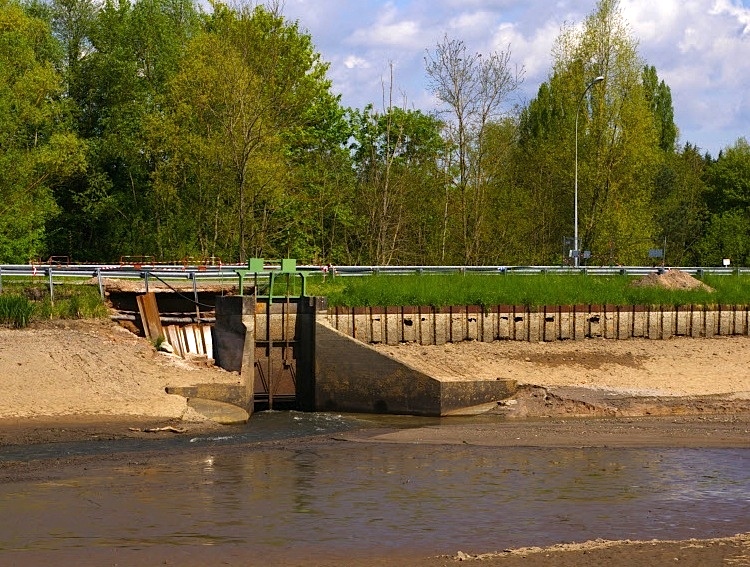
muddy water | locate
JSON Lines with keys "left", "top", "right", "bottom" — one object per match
{"left": 0, "top": 414, "right": 748, "bottom": 566}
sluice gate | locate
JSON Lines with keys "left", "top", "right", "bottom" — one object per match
{"left": 113, "top": 257, "right": 750, "bottom": 418}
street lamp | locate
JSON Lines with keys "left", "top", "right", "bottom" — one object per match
{"left": 574, "top": 75, "right": 604, "bottom": 268}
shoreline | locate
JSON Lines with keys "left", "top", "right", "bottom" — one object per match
{"left": 2, "top": 403, "right": 750, "bottom": 449}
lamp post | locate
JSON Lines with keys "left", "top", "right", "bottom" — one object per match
{"left": 574, "top": 75, "right": 604, "bottom": 268}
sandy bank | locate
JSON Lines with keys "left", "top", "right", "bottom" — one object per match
{"left": 0, "top": 319, "right": 240, "bottom": 421}
{"left": 373, "top": 336, "right": 750, "bottom": 397}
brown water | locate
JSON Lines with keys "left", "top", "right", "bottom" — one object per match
{"left": 0, "top": 414, "right": 748, "bottom": 566}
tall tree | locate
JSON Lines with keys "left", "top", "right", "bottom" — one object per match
{"left": 47, "top": 0, "right": 201, "bottom": 260}
{"left": 425, "top": 36, "right": 524, "bottom": 264}
{"left": 50, "top": 0, "right": 97, "bottom": 94}
{"left": 642, "top": 65, "right": 678, "bottom": 153}
{"left": 697, "top": 138, "right": 750, "bottom": 265}
{"left": 0, "top": 0, "right": 85, "bottom": 261}
{"left": 652, "top": 143, "right": 709, "bottom": 265}
{"left": 150, "top": 3, "right": 346, "bottom": 262}
{"left": 517, "top": 0, "right": 662, "bottom": 265}
{"left": 349, "top": 97, "right": 446, "bottom": 265}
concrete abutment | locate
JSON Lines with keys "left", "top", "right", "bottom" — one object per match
{"left": 174, "top": 300, "right": 750, "bottom": 417}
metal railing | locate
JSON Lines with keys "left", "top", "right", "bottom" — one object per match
{"left": 1, "top": 262, "right": 746, "bottom": 302}
{"left": 1, "top": 263, "right": 748, "bottom": 281}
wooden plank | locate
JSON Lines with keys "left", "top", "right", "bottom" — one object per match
{"left": 136, "top": 292, "right": 163, "bottom": 341}
{"left": 165, "top": 326, "right": 183, "bottom": 358}
{"left": 203, "top": 326, "right": 213, "bottom": 360}
{"left": 191, "top": 325, "right": 205, "bottom": 356}
{"left": 185, "top": 326, "right": 197, "bottom": 354}
{"left": 177, "top": 327, "right": 188, "bottom": 357}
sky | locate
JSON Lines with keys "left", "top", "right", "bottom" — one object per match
{"left": 276, "top": 0, "right": 750, "bottom": 156}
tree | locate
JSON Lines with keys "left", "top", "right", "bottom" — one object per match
{"left": 348, "top": 94, "right": 446, "bottom": 265}
{"left": 652, "top": 143, "right": 709, "bottom": 265}
{"left": 425, "top": 35, "right": 524, "bottom": 264}
{"left": 45, "top": 0, "right": 203, "bottom": 261}
{"left": 642, "top": 65, "right": 677, "bottom": 153}
{"left": 50, "top": 0, "right": 97, "bottom": 94}
{"left": 696, "top": 138, "right": 750, "bottom": 265}
{"left": 517, "top": 0, "right": 662, "bottom": 265}
{"left": 149, "top": 3, "right": 347, "bottom": 263}
{"left": 0, "top": 0, "right": 86, "bottom": 261}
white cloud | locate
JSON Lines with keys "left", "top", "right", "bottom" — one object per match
{"left": 346, "top": 3, "right": 425, "bottom": 49}
{"left": 620, "top": 0, "right": 750, "bottom": 150}
{"left": 279, "top": 0, "right": 750, "bottom": 154}
{"left": 343, "top": 55, "right": 370, "bottom": 69}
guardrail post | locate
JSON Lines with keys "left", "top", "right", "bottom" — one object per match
{"left": 48, "top": 268, "right": 54, "bottom": 303}
{"left": 97, "top": 268, "right": 104, "bottom": 300}
{"left": 0, "top": 266, "right": 3, "bottom": 293}
{"left": 143, "top": 271, "right": 149, "bottom": 293}
{"left": 191, "top": 271, "right": 200, "bottom": 319}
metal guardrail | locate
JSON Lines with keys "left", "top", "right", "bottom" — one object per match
{"left": 0, "top": 263, "right": 748, "bottom": 280}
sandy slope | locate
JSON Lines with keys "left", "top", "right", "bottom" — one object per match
{"left": 0, "top": 319, "right": 240, "bottom": 419}
{"left": 1, "top": 319, "right": 750, "bottom": 421}
{"left": 373, "top": 335, "right": 750, "bottom": 397}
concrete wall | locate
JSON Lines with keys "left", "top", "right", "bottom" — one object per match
{"left": 214, "top": 295, "right": 255, "bottom": 412}
{"left": 314, "top": 321, "right": 515, "bottom": 416}
{"left": 314, "top": 321, "right": 443, "bottom": 415}
{"left": 167, "top": 295, "right": 256, "bottom": 413}
{"left": 203, "top": 300, "right": 750, "bottom": 417}
{"left": 207, "top": 297, "right": 516, "bottom": 416}
{"left": 327, "top": 304, "right": 750, "bottom": 344}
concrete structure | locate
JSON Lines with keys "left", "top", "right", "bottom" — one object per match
{"left": 168, "top": 300, "right": 750, "bottom": 417}
{"left": 327, "top": 304, "right": 750, "bottom": 343}
{"left": 314, "top": 321, "right": 515, "bottom": 415}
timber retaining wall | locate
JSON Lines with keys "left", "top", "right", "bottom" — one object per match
{"left": 327, "top": 304, "right": 750, "bottom": 344}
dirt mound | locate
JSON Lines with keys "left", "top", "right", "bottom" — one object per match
{"left": 630, "top": 269, "right": 714, "bottom": 292}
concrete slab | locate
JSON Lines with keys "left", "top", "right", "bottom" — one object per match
{"left": 187, "top": 397, "right": 249, "bottom": 425}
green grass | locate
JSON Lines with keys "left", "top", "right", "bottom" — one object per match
{"left": 0, "top": 295, "right": 35, "bottom": 328}
{"left": 0, "top": 283, "right": 108, "bottom": 327}
{"left": 306, "top": 273, "right": 750, "bottom": 308}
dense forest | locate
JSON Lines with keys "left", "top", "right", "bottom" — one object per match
{"left": 2, "top": 0, "right": 749, "bottom": 266}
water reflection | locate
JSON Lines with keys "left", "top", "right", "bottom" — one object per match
{"left": 1, "top": 441, "right": 747, "bottom": 564}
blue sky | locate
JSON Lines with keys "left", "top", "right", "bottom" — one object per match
{"left": 278, "top": 0, "right": 750, "bottom": 156}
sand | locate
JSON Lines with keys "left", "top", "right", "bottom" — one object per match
{"left": 1, "top": 319, "right": 750, "bottom": 423}
{"left": 0, "top": 318, "right": 240, "bottom": 421}
{"left": 373, "top": 335, "right": 750, "bottom": 397}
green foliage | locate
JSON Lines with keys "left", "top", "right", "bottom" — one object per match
{"left": 704, "top": 138, "right": 750, "bottom": 212}
{"left": 144, "top": 3, "right": 349, "bottom": 264}
{"left": 0, "top": 0, "right": 85, "bottom": 262}
{"left": 516, "top": 0, "right": 688, "bottom": 266}
{"left": 348, "top": 102, "right": 448, "bottom": 265}
{"left": 308, "top": 273, "right": 745, "bottom": 308}
{"left": 1, "top": 282, "right": 107, "bottom": 320}
{"left": 2, "top": 0, "right": 748, "bottom": 267}
{"left": 37, "top": 284, "right": 109, "bottom": 319}
{"left": 0, "top": 294, "right": 34, "bottom": 327}
{"left": 652, "top": 144, "right": 709, "bottom": 265}
{"left": 695, "top": 138, "right": 750, "bottom": 265}
{"left": 642, "top": 65, "right": 678, "bottom": 152}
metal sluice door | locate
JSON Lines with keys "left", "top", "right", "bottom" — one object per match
{"left": 252, "top": 300, "right": 299, "bottom": 409}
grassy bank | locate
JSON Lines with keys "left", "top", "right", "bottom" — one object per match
{"left": 0, "top": 283, "right": 108, "bottom": 328}
{"left": 3, "top": 272, "right": 748, "bottom": 328}
{"left": 306, "top": 273, "right": 750, "bottom": 308}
